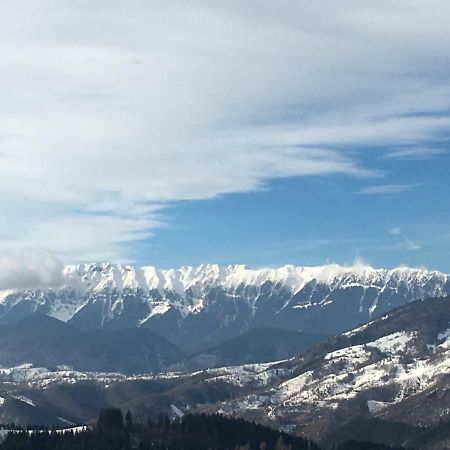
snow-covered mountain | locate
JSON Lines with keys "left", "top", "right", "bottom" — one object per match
{"left": 0, "top": 263, "right": 448, "bottom": 351}
{"left": 3, "top": 296, "right": 450, "bottom": 448}
{"left": 201, "top": 296, "right": 450, "bottom": 443}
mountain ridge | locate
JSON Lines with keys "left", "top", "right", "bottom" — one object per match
{"left": 186, "top": 327, "right": 327, "bottom": 369}
{"left": 2, "top": 295, "right": 450, "bottom": 447}
{"left": 204, "top": 296, "right": 450, "bottom": 442}
{"left": 0, "top": 262, "right": 448, "bottom": 352}
{"left": 0, "top": 315, "right": 184, "bottom": 374}
{"left": 63, "top": 262, "right": 449, "bottom": 298}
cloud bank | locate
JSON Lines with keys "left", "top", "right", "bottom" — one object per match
{"left": 0, "top": 1, "right": 449, "bottom": 261}
{"left": 0, "top": 248, "right": 64, "bottom": 290}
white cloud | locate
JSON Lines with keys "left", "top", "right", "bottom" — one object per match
{"left": 0, "top": 1, "right": 449, "bottom": 261}
{"left": 384, "top": 147, "right": 446, "bottom": 160}
{"left": 0, "top": 248, "right": 64, "bottom": 290}
{"left": 358, "top": 184, "right": 422, "bottom": 195}
{"left": 386, "top": 227, "right": 421, "bottom": 252}
{"left": 404, "top": 237, "right": 422, "bottom": 251}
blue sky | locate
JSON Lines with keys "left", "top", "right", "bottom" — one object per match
{"left": 136, "top": 149, "right": 450, "bottom": 271}
{"left": 0, "top": 1, "right": 450, "bottom": 285}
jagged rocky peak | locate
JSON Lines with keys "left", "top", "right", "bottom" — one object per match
{"left": 60, "top": 262, "right": 448, "bottom": 294}
{"left": 0, "top": 263, "right": 448, "bottom": 346}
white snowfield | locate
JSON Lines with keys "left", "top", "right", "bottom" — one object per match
{"left": 0, "top": 363, "right": 170, "bottom": 387}
{"left": 0, "top": 361, "right": 281, "bottom": 390}
{"left": 0, "top": 262, "right": 447, "bottom": 323}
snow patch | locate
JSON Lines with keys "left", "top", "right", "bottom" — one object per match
{"left": 368, "top": 332, "right": 415, "bottom": 353}
{"left": 170, "top": 404, "right": 185, "bottom": 418}
{"left": 367, "top": 400, "right": 389, "bottom": 413}
{"left": 12, "top": 395, "right": 35, "bottom": 407}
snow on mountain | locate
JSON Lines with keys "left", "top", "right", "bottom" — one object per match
{"left": 0, "top": 263, "right": 448, "bottom": 352}
{"left": 58, "top": 262, "right": 449, "bottom": 300}
{"left": 1, "top": 297, "right": 450, "bottom": 435}
{"left": 204, "top": 296, "right": 450, "bottom": 440}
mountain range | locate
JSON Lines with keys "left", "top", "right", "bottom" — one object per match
{"left": 0, "top": 263, "right": 448, "bottom": 352}
{"left": 2, "top": 295, "right": 450, "bottom": 448}
{"left": 204, "top": 295, "right": 450, "bottom": 442}
{"left": 1, "top": 263, "right": 450, "bottom": 448}
{"left": 0, "top": 315, "right": 325, "bottom": 373}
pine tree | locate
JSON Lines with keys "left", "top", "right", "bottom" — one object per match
{"left": 276, "top": 435, "right": 287, "bottom": 450}
{"left": 97, "top": 408, "right": 124, "bottom": 431}
{"left": 125, "top": 410, "right": 133, "bottom": 431}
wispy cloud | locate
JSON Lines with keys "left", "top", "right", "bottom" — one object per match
{"left": 0, "top": 1, "right": 449, "bottom": 261}
{"left": 404, "top": 237, "right": 422, "bottom": 251}
{"left": 386, "top": 227, "right": 421, "bottom": 252}
{"left": 384, "top": 147, "right": 446, "bottom": 160}
{"left": 358, "top": 183, "right": 423, "bottom": 195}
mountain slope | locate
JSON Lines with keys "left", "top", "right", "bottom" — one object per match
{"left": 2, "top": 296, "right": 450, "bottom": 447}
{"left": 188, "top": 327, "right": 327, "bottom": 369}
{"left": 324, "top": 417, "right": 450, "bottom": 450}
{"left": 0, "top": 316, "right": 327, "bottom": 373}
{"left": 0, "top": 263, "right": 448, "bottom": 353}
{"left": 205, "top": 296, "right": 450, "bottom": 441}
{"left": 0, "top": 315, "right": 184, "bottom": 374}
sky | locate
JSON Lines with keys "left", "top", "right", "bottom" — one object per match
{"left": 0, "top": 1, "right": 450, "bottom": 284}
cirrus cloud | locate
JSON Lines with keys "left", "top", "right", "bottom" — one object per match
{"left": 358, "top": 183, "right": 424, "bottom": 195}
{"left": 0, "top": 1, "right": 450, "bottom": 261}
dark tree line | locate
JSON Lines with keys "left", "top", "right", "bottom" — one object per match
{"left": 0, "top": 409, "right": 402, "bottom": 450}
